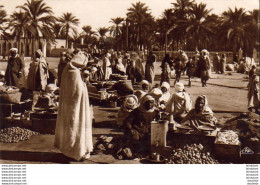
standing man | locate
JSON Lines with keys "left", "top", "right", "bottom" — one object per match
{"left": 145, "top": 51, "right": 156, "bottom": 88}
{"left": 213, "top": 53, "right": 220, "bottom": 74}
{"left": 55, "top": 50, "right": 93, "bottom": 161}
{"left": 5, "top": 48, "right": 25, "bottom": 88}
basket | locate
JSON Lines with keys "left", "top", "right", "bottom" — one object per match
{"left": 0, "top": 92, "right": 22, "bottom": 104}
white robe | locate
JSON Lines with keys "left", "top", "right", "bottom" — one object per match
{"left": 54, "top": 63, "right": 93, "bottom": 161}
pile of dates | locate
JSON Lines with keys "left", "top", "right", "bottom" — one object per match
{"left": 0, "top": 127, "right": 39, "bottom": 143}
{"left": 215, "top": 130, "right": 240, "bottom": 145}
{"left": 168, "top": 143, "right": 219, "bottom": 164}
{"left": 0, "top": 85, "right": 19, "bottom": 94}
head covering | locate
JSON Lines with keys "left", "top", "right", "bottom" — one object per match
{"left": 122, "top": 95, "right": 139, "bottom": 112}
{"left": 83, "top": 70, "right": 90, "bottom": 75}
{"left": 139, "top": 94, "right": 155, "bottom": 112}
{"left": 91, "top": 67, "right": 98, "bottom": 72}
{"left": 130, "top": 52, "right": 139, "bottom": 61}
{"left": 161, "top": 82, "right": 170, "bottom": 92}
{"left": 36, "top": 49, "right": 43, "bottom": 57}
{"left": 175, "top": 82, "right": 184, "bottom": 92}
{"left": 201, "top": 49, "right": 209, "bottom": 56}
{"left": 10, "top": 48, "right": 18, "bottom": 54}
{"left": 0, "top": 71, "right": 5, "bottom": 76}
{"left": 195, "top": 95, "right": 213, "bottom": 115}
{"left": 148, "top": 88, "right": 162, "bottom": 100}
{"left": 140, "top": 80, "right": 149, "bottom": 90}
{"left": 106, "top": 53, "right": 111, "bottom": 58}
{"left": 71, "top": 53, "right": 88, "bottom": 68}
{"left": 45, "top": 84, "right": 57, "bottom": 92}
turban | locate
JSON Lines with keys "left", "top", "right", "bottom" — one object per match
{"left": 149, "top": 88, "right": 162, "bottom": 99}
{"left": 123, "top": 95, "right": 139, "bottom": 112}
{"left": 175, "top": 82, "right": 184, "bottom": 92}
{"left": 161, "top": 81, "right": 170, "bottom": 91}
{"left": 45, "top": 84, "right": 57, "bottom": 92}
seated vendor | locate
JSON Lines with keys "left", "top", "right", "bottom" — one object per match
{"left": 148, "top": 88, "right": 163, "bottom": 108}
{"left": 166, "top": 82, "right": 192, "bottom": 123}
{"left": 117, "top": 95, "right": 139, "bottom": 127}
{"left": 181, "top": 95, "right": 217, "bottom": 130}
{"left": 123, "top": 95, "right": 159, "bottom": 143}
{"left": 89, "top": 66, "right": 98, "bottom": 82}
{"left": 159, "top": 81, "right": 171, "bottom": 108}
{"left": 114, "top": 58, "right": 126, "bottom": 75}
{"left": 35, "top": 84, "right": 58, "bottom": 109}
{"left": 134, "top": 80, "right": 149, "bottom": 100}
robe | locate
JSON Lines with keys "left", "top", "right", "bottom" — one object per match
{"left": 54, "top": 63, "right": 93, "bottom": 161}
{"left": 27, "top": 57, "right": 49, "bottom": 91}
{"left": 5, "top": 56, "right": 25, "bottom": 88}
{"left": 145, "top": 54, "right": 156, "bottom": 84}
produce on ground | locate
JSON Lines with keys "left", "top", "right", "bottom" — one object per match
{"left": 215, "top": 130, "right": 240, "bottom": 145}
{"left": 0, "top": 127, "right": 39, "bottom": 143}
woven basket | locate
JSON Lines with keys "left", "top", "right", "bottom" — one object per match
{"left": 0, "top": 92, "right": 22, "bottom": 104}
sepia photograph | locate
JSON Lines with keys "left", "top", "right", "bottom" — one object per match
{"left": 0, "top": 0, "right": 259, "bottom": 171}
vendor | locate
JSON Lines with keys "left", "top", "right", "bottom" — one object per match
{"left": 89, "top": 66, "right": 99, "bottom": 82}
{"left": 159, "top": 81, "right": 171, "bottom": 105}
{"left": 134, "top": 80, "right": 149, "bottom": 100}
{"left": 123, "top": 95, "right": 159, "bottom": 144}
{"left": 43, "top": 84, "right": 58, "bottom": 107}
{"left": 166, "top": 82, "right": 192, "bottom": 123}
{"left": 148, "top": 88, "right": 163, "bottom": 107}
{"left": 117, "top": 95, "right": 139, "bottom": 127}
{"left": 5, "top": 48, "right": 25, "bottom": 88}
{"left": 114, "top": 58, "right": 126, "bottom": 75}
{"left": 181, "top": 95, "right": 217, "bottom": 130}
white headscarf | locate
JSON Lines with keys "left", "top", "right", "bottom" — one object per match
{"left": 175, "top": 82, "right": 184, "bottom": 92}
{"left": 160, "top": 82, "right": 171, "bottom": 103}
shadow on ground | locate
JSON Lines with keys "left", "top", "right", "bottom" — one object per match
{"left": 0, "top": 150, "right": 73, "bottom": 164}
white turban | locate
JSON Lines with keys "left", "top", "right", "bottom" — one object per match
{"left": 140, "top": 80, "right": 149, "bottom": 88}
{"left": 10, "top": 48, "right": 18, "bottom": 53}
{"left": 175, "top": 82, "right": 184, "bottom": 92}
{"left": 161, "top": 82, "right": 170, "bottom": 91}
{"left": 149, "top": 88, "right": 162, "bottom": 99}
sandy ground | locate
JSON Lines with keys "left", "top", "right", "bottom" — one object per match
{"left": 0, "top": 57, "right": 251, "bottom": 164}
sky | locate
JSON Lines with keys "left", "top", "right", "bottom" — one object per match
{"left": 0, "top": 0, "right": 259, "bottom": 33}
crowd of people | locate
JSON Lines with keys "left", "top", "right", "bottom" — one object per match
{"left": 1, "top": 46, "right": 259, "bottom": 161}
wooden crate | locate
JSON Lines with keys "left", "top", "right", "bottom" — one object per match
{"left": 214, "top": 142, "right": 241, "bottom": 161}
{"left": 32, "top": 118, "right": 56, "bottom": 134}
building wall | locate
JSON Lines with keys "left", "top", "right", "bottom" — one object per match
{"left": 0, "top": 38, "right": 66, "bottom": 57}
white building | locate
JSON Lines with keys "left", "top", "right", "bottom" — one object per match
{"left": 0, "top": 37, "right": 66, "bottom": 57}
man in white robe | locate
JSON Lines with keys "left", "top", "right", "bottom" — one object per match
{"left": 55, "top": 51, "right": 93, "bottom": 161}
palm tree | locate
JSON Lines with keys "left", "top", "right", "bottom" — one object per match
{"left": 171, "top": 0, "right": 194, "bottom": 50}
{"left": 109, "top": 17, "right": 124, "bottom": 38}
{"left": 221, "top": 7, "right": 252, "bottom": 56}
{"left": 9, "top": 10, "right": 29, "bottom": 54}
{"left": 0, "top": 5, "right": 7, "bottom": 35}
{"left": 109, "top": 17, "right": 124, "bottom": 51}
{"left": 157, "top": 9, "right": 176, "bottom": 51}
{"left": 97, "top": 27, "right": 109, "bottom": 49}
{"left": 185, "top": 3, "right": 214, "bottom": 50}
{"left": 82, "top": 25, "right": 97, "bottom": 45}
{"left": 127, "top": 1, "right": 153, "bottom": 50}
{"left": 51, "top": 23, "right": 66, "bottom": 39}
{"left": 97, "top": 27, "right": 109, "bottom": 38}
{"left": 17, "top": 0, "right": 55, "bottom": 57}
{"left": 57, "top": 12, "right": 79, "bottom": 48}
